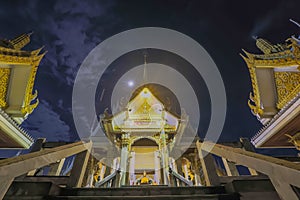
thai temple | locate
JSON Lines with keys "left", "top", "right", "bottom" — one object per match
{"left": 0, "top": 29, "right": 300, "bottom": 200}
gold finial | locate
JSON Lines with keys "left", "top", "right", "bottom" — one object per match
{"left": 254, "top": 36, "right": 275, "bottom": 54}
{"left": 143, "top": 53, "right": 148, "bottom": 82}
{"left": 10, "top": 32, "right": 33, "bottom": 50}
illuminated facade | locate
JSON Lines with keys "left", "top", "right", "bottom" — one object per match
{"left": 241, "top": 34, "right": 300, "bottom": 149}
{"left": 0, "top": 33, "right": 45, "bottom": 148}
{"left": 100, "top": 87, "right": 191, "bottom": 186}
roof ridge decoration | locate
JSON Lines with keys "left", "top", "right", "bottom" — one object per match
{"left": 9, "top": 32, "right": 33, "bottom": 50}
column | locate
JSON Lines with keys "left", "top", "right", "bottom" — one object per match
{"left": 192, "top": 150, "right": 202, "bottom": 186}
{"left": 119, "top": 133, "right": 130, "bottom": 186}
{"left": 154, "top": 150, "right": 161, "bottom": 184}
{"left": 159, "top": 129, "right": 169, "bottom": 185}
{"left": 129, "top": 151, "right": 135, "bottom": 185}
{"left": 182, "top": 159, "right": 189, "bottom": 180}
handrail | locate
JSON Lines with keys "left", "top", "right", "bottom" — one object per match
{"left": 197, "top": 140, "right": 300, "bottom": 200}
{"left": 95, "top": 169, "right": 119, "bottom": 188}
{"left": 169, "top": 167, "right": 193, "bottom": 186}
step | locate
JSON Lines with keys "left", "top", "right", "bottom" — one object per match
{"left": 60, "top": 186, "right": 227, "bottom": 196}
{"left": 46, "top": 193, "right": 240, "bottom": 200}
{"left": 225, "top": 179, "right": 280, "bottom": 200}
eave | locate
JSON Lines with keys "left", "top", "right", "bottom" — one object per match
{"left": 0, "top": 108, "right": 33, "bottom": 149}
{"left": 251, "top": 93, "right": 300, "bottom": 148}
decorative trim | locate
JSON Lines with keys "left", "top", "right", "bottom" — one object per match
{"left": 274, "top": 71, "right": 300, "bottom": 109}
{"left": 0, "top": 68, "right": 10, "bottom": 107}
{"left": 0, "top": 107, "right": 34, "bottom": 148}
{"left": 251, "top": 93, "right": 300, "bottom": 147}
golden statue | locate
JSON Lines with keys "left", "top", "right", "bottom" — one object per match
{"left": 140, "top": 171, "right": 150, "bottom": 184}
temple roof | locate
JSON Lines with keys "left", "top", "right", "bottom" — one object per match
{"left": 0, "top": 33, "right": 45, "bottom": 148}
{"left": 241, "top": 32, "right": 300, "bottom": 149}
{"left": 110, "top": 87, "right": 179, "bottom": 133}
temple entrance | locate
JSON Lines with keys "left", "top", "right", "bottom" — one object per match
{"left": 129, "top": 138, "right": 159, "bottom": 185}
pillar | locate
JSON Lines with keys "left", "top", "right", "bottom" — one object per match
{"left": 182, "top": 159, "right": 189, "bottom": 180}
{"left": 129, "top": 151, "right": 135, "bottom": 185}
{"left": 119, "top": 133, "right": 130, "bottom": 186}
{"left": 154, "top": 150, "right": 161, "bottom": 184}
{"left": 159, "top": 129, "right": 169, "bottom": 185}
{"left": 192, "top": 149, "right": 202, "bottom": 186}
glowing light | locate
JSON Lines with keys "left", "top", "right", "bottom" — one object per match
{"left": 128, "top": 80, "right": 134, "bottom": 87}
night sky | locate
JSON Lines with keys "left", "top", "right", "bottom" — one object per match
{"left": 0, "top": 0, "right": 299, "bottom": 146}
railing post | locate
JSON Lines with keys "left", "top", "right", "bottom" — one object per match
{"left": 221, "top": 157, "right": 239, "bottom": 176}
{"left": 19, "top": 138, "right": 46, "bottom": 177}
{"left": 270, "top": 177, "right": 299, "bottom": 200}
{"left": 0, "top": 178, "right": 13, "bottom": 199}
{"left": 48, "top": 158, "right": 65, "bottom": 176}
{"left": 240, "top": 138, "right": 258, "bottom": 175}
{"left": 197, "top": 148, "right": 220, "bottom": 186}
{"left": 67, "top": 149, "right": 91, "bottom": 187}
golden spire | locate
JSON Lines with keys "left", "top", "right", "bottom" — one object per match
{"left": 143, "top": 53, "right": 148, "bottom": 83}
{"left": 9, "top": 32, "right": 33, "bottom": 50}
{"left": 253, "top": 36, "right": 275, "bottom": 54}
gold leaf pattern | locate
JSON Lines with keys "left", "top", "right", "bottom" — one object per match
{"left": 0, "top": 68, "right": 10, "bottom": 107}
{"left": 274, "top": 72, "right": 300, "bottom": 109}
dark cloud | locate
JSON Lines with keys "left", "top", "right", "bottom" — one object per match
{"left": 22, "top": 100, "right": 71, "bottom": 142}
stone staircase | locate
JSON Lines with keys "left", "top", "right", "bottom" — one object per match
{"left": 4, "top": 182, "right": 240, "bottom": 200}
